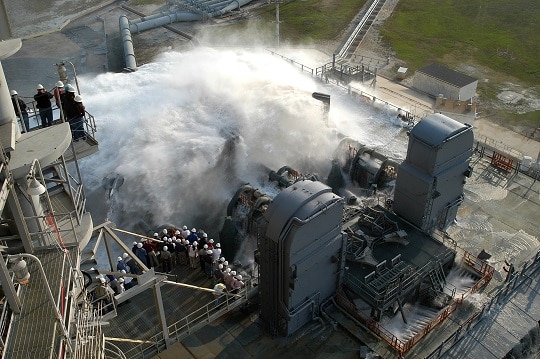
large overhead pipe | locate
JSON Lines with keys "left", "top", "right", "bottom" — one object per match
{"left": 129, "top": 11, "right": 202, "bottom": 33}
{"left": 119, "top": 0, "right": 253, "bottom": 70}
{"left": 119, "top": 15, "right": 137, "bottom": 71}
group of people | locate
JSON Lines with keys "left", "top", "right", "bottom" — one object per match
{"left": 94, "top": 225, "right": 246, "bottom": 309}
{"left": 9, "top": 81, "right": 87, "bottom": 140}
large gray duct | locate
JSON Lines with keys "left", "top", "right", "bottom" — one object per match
{"left": 119, "top": 0, "right": 252, "bottom": 70}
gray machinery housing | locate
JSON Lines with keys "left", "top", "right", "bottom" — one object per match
{"left": 393, "top": 114, "right": 473, "bottom": 232}
{"left": 258, "top": 180, "right": 346, "bottom": 336}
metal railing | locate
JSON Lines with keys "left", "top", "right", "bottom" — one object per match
{"left": 15, "top": 99, "right": 97, "bottom": 140}
{"left": 336, "top": 0, "right": 384, "bottom": 59}
{"left": 122, "top": 281, "right": 254, "bottom": 358}
{"left": 339, "top": 248, "right": 494, "bottom": 358}
{"left": 425, "top": 250, "right": 540, "bottom": 359}
{"left": 266, "top": 49, "right": 315, "bottom": 76}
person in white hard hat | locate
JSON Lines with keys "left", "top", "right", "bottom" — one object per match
{"left": 135, "top": 242, "right": 148, "bottom": 267}
{"left": 186, "top": 228, "right": 198, "bottom": 245}
{"left": 65, "top": 93, "right": 86, "bottom": 141}
{"left": 203, "top": 249, "right": 214, "bottom": 278}
{"left": 160, "top": 246, "right": 172, "bottom": 273}
{"left": 188, "top": 241, "right": 198, "bottom": 269}
{"left": 231, "top": 273, "right": 245, "bottom": 295}
{"left": 132, "top": 241, "right": 139, "bottom": 254}
{"left": 120, "top": 269, "right": 134, "bottom": 289}
{"left": 212, "top": 242, "right": 221, "bottom": 261}
{"left": 181, "top": 225, "right": 190, "bottom": 239}
{"left": 53, "top": 80, "right": 64, "bottom": 109}
{"left": 33, "top": 84, "right": 54, "bottom": 127}
{"left": 213, "top": 282, "right": 227, "bottom": 307}
{"left": 116, "top": 255, "right": 128, "bottom": 272}
{"left": 10, "top": 90, "right": 30, "bottom": 133}
{"left": 224, "top": 269, "right": 235, "bottom": 291}
{"left": 214, "top": 263, "right": 225, "bottom": 284}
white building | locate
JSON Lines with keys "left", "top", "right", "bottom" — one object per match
{"left": 413, "top": 63, "right": 478, "bottom": 101}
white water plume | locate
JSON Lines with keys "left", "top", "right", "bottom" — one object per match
{"left": 78, "top": 47, "right": 408, "bottom": 235}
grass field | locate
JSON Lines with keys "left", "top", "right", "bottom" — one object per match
{"left": 381, "top": 0, "right": 540, "bottom": 86}
{"left": 247, "top": 0, "right": 539, "bottom": 128}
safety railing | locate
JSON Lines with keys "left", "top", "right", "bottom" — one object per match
{"left": 122, "top": 281, "right": 253, "bottom": 358}
{"left": 266, "top": 49, "right": 315, "bottom": 76}
{"left": 336, "top": 0, "right": 384, "bottom": 59}
{"left": 14, "top": 99, "right": 97, "bottom": 140}
{"left": 425, "top": 249, "right": 540, "bottom": 359}
{"left": 340, "top": 248, "right": 495, "bottom": 358}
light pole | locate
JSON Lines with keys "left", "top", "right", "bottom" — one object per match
{"left": 56, "top": 60, "right": 80, "bottom": 94}
{"left": 268, "top": 0, "right": 284, "bottom": 48}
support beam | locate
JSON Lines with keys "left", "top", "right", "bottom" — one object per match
{"left": 153, "top": 283, "right": 170, "bottom": 347}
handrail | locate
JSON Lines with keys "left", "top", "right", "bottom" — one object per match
{"left": 14, "top": 98, "right": 97, "bottom": 140}
{"left": 122, "top": 281, "right": 253, "bottom": 358}
{"left": 340, "top": 248, "right": 495, "bottom": 357}
{"left": 337, "top": 0, "right": 382, "bottom": 59}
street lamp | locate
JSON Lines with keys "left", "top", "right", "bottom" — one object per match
{"left": 55, "top": 60, "right": 80, "bottom": 94}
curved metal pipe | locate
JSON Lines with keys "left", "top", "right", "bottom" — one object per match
{"left": 129, "top": 12, "right": 202, "bottom": 33}
{"left": 118, "top": 0, "right": 253, "bottom": 69}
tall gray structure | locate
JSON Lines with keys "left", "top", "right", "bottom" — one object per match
{"left": 259, "top": 180, "right": 346, "bottom": 336}
{"left": 393, "top": 114, "right": 473, "bottom": 232}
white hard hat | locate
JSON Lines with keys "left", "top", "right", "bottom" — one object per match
{"left": 231, "top": 271, "right": 237, "bottom": 276}
{"left": 218, "top": 264, "right": 223, "bottom": 269}
{"left": 207, "top": 250, "right": 213, "bottom": 254}
{"left": 202, "top": 233, "right": 208, "bottom": 238}
{"left": 203, "top": 244, "right": 208, "bottom": 249}
{"left": 36, "top": 84, "right": 44, "bottom": 90}
{"left": 154, "top": 232, "right": 159, "bottom": 237}
{"left": 236, "top": 275, "right": 242, "bottom": 280}
{"left": 224, "top": 261, "right": 228, "bottom": 266}
{"left": 210, "top": 239, "right": 215, "bottom": 244}
{"left": 74, "top": 94, "right": 83, "bottom": 103}
{"left": 168, "top": 238, "right": 172, "bottom": 242}
{"left": 10, "top": 89, "right": 17, "bottom": 96}
{"left": 219, "top": 257, "right": 225, "bottom": 262}
{"left": 117, "top": 256, "right": 123, "bottom": 261}
{"left": 118, "top": 277, "right": 125, "bottom": 283}
{"left": 193, "top": 241, "right": 198, "bottom": 246}
{"left": 56, "top": 81, "right": 64, "bottom": 87}
{"left": 99, "top": 277, "right": 106, "bottom": 283}
{"left": 175, "top": 230, "right": 180, "bottom": 235}
{"left": 163, "top": 246, "right": 168, "bottom": 251}
{"left": 133, "top": 241, "right": 138, "bottom": 246}
{"left": 216, "top": 243, "right": 221, "bottom": 248}
{"left": 163, "top": 228, "right": 168, "bottom": 234}
{"left": 182, "top": 225, "right": 187, "bottom": 230}
{"left": 121, "top": 269, "right": 127, "bottom": 274}
{"left": 191, "top": 228, "right": 196, "bottom": 232}
{"left": 226, "top": 268, "right": 231, "bottom": 273}
{"left": 137, "top": 243, "right": 143, "bottom": 248}
{"left": 66, "top": 85, "right": 76, "bottom": 93}
{"left": 123, "top": 253, "right": 129, "bottom": 259}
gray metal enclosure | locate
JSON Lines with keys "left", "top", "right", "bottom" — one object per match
{"left": 393, "top": 114, "right": 473, "bottom": 232}
{"left": 258, "top": 181, "right": 346, "bottom": 336}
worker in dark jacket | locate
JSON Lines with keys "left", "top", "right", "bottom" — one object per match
{"left": 10, "top": 90, "right": 30, "bottom": 132}
{"left": 33, "top": 84, "right": 54, "bottom": 127}
{"left": 65, "top": 94, "right": 86, "bottom": 141}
